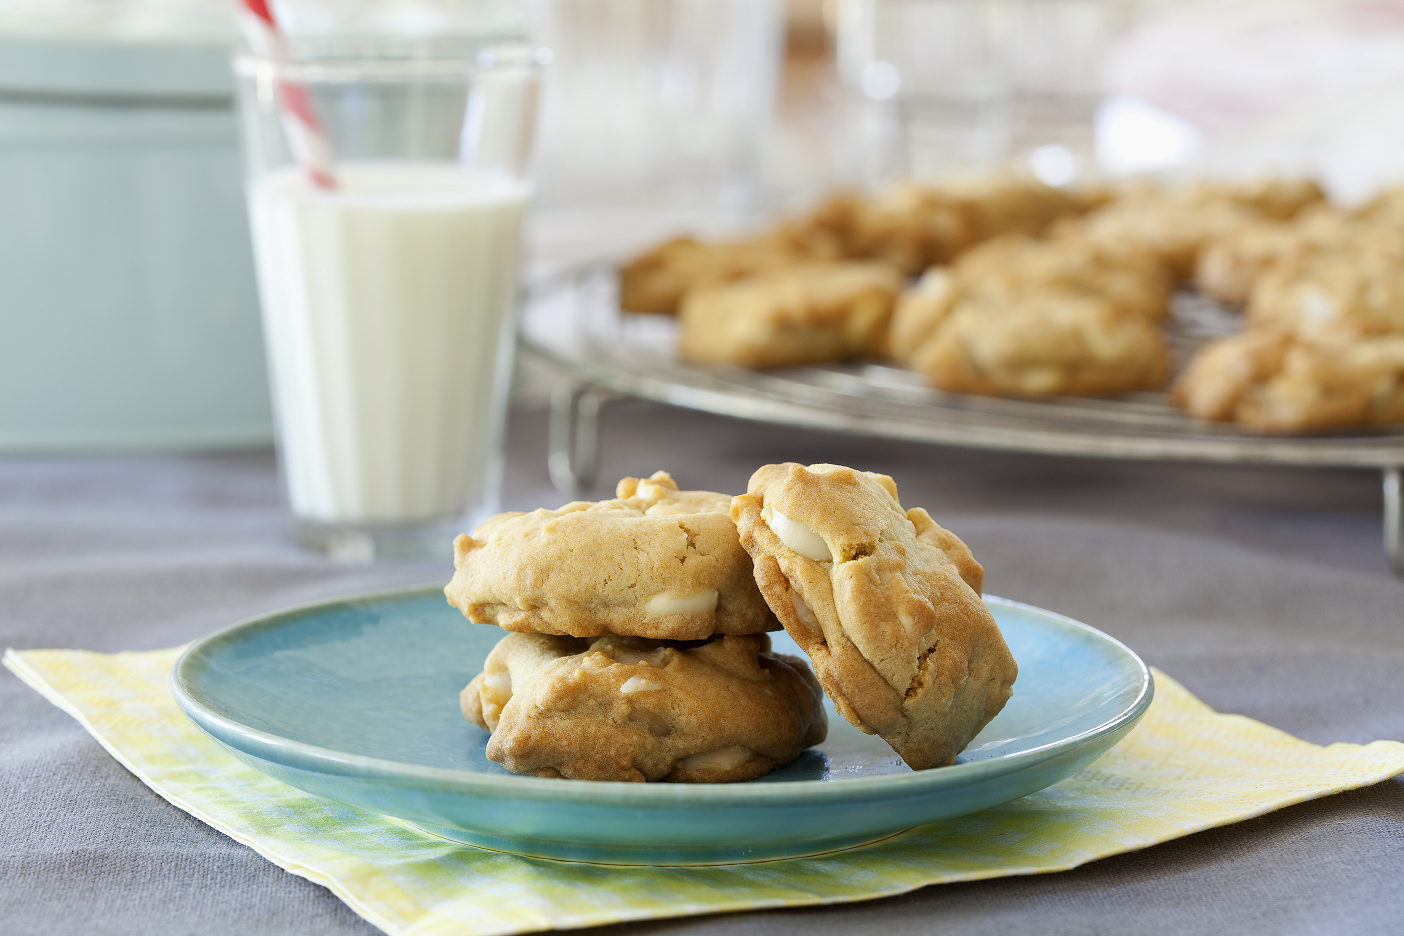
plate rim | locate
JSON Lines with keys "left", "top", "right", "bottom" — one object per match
{"left": 172, "top": 584, "right": 1154, "bottom": 805}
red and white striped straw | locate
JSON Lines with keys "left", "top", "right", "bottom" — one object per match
{"left": 237, "top": 0, "right": 337, "bottom": 190}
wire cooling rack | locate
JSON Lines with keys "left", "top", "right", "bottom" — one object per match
{"left": 519, "top": 264, "right": 1404, "bottom": 577}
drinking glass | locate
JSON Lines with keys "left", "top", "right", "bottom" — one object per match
{"left": 234, "top": 40, "right": 539, "bottom": 560}
{"left": 525, "top": 0, "right": 784, "bottom": 213}
{"left": 835, "top": 0, "right": 1109, "bottom": 183}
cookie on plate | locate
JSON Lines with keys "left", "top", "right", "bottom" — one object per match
{"left": 445, "top": 471, "right": 778, "bottom": 641}
{"left": 731, "top": 463, "right": 1017, "bottom": 770}
{"left": 462, "top": 631, "right": 827, "bottom": 782}
{"left": 678, "top": 261, "right": 904, "bottom": 368}
{"left": 1172, "top": 329, "right": 1404, "bottom": 431}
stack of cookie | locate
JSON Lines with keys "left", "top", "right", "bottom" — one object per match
{"left": 447, "top": 464, "right": 1020, "bottom": 783}
{"left": 445, "top": 471, "right": 828, "bottom": 783}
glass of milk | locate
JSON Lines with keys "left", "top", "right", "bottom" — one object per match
{"left": 234, "top": 42, "right": 538, "bottom": 560}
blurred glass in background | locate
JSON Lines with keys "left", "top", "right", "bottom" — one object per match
{"left": 525, "top": 0, "right": 784, "bottom": 214}
{"left": 833, "top": 0, "right": 1112, "bottom": 186}
{"left": 1101, "top": 0, "right": 1404, "bottom": 203}
{"left": 828, "top": 0, "right": 1404, "bottom": 200}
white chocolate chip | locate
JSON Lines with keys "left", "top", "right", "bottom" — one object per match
{"left": 789, "top": 591, "right": 822, "bottom": 633}
{"left": 645, "top": 589, "right": 719, "bottom": 616}
{"left": 678, "top": 746, "right": 754, "bottom": 773}
{"left": 763, "top": 507, "right": 832, "bottom": 562}
{"left": 479, "top": 671, "right": 513, "bottom": 731}
{"left": 620, "top": 675, "right": 662, "bottom": 694}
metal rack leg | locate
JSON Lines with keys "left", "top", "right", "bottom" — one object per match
{"left": 549, "top": 381, "right": 605, "bottom": 496}
{"left": 1386, "top": 467, "right": 1403, "bottom": 580}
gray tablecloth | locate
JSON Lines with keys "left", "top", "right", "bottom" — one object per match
{"left": 4, "top": 398, "right": 1402, "bottom": 935}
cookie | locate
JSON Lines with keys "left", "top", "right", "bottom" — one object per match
{"left": 888, "top": 266, "right": 962, "bottom": 365}
{"left": 1245, "top": 235, "right": 1404, "bottom": 341}
{"left": 888, "top": 234, "right": 1171, "bottom": 369}
{"left": 617, "top": 234, "right": 814, "bottom": 315}
{"left": 445, "top": 471, "right": 778, "bottom": 640}
{"left": 1192, "top": 205, "right": 1350, "bottom": 307}
{"left": 1059, "top": 188, "right": 1260, "bottom": 279}
{"left": 909, "top": 291, "right": 1171, "bottom": 397}
{"left": 1172, "top": 329, "right": 1404, "bottom": 431}
{"left": 462, "top": 631, "right": 827, "bottom": 782}
{"left": 677, "top": 261, "right": 904, "bottom": 369}
{"left": 731, "top": 463, "right": 1017, "bottom": 770}
{"left": 941, "top": 174, "right": 1101, "bottom": 242}
{"left": 1061, "top": 179, "right": 1324, "bottom": 281}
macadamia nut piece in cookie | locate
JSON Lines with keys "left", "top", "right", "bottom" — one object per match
{"left": 731, "top": 463, "right": 1017, "bottom": 771}
{"left": 462, "top": 631, "right": 827, "bottom": 782}
{"left": 445, "top": 471, "right": 778, "bottom": 641}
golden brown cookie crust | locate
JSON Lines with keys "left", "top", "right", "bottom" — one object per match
{"left": 1172, "top": 329, "right": 1404, "bottom": 431}
{"left": 678, "top": 261, "right": 904, "bottom": 369}
{"left": 911, "top": 292, "right": 1171, "bottom": 398}
{"left": 463, "top": 631, "right": 828, "bottom": 783}
{"left": 617, "top": 235, "right": 814, "bottom": 316}
{"left": 731, "top": 463, "right": 1017, "bottom": 770}
{"left": 445, "top": 471, "right": 778, "bottom": 640}
{"left": 1246, "top": 235, "right": 1404, "bottom": 341}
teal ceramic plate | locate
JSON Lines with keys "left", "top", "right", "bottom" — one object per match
{"left": 173, "top": 586, "right": 1153, "bottom": 865}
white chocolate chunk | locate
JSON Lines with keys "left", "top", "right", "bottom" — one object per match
{"left": 645, "top": 589, "right": 719, "bottom": 616}
{"left": 789, "top": 590, "right": 822, "bottom": 633}
{"left": 677, "top": 746, "right": 754, "bottom": 773}
{"left": 620, "top": 675, "right": 663, "bottom": 694}
{"left": 764, "top": 507, "right": 833, "bottom": 562}
{"left": 480, "top": 671, "right": 513, "bottom": 730}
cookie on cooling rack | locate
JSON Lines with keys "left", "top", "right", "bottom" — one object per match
{"left": 617, "top": 234, "right": 813, "bottom": 315}
{"left": 445, "top": 471, "right": 778, "bottom": 641}
{"left": 907, "top": 291, "right": 1172, "bottom": 398}
{"left": 887, "top": 234, "right": 1171, "bottom": 377}
{"left": 731, "top": 463, "right": 1017, "bottom": 771}
{"left": 462, "top": 631, "right": 827, "bottom": 782}
{"left": 1245, "top": 236, "right": 1404, "bottom": 341}
{"left": 1192, "top": 205, "right": 1350, "bottom": 307}
{"left": 1172, "top": 329, "right": 1404, "bottom": 432}
{"left": 677, "top": 261, "right": 904, "bottom": 369}
{"left": 1055, "top": 187, "right": 1262, "bottom": 279}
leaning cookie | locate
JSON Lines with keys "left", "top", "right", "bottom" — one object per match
{"left": 445, "top": 471, "right": 778, "bottom": 640}
{"left": 462, "top": 631, "right": 827, "bottom": 782}
{"left": 731, "top": 463, "right": 1017, "bottom": 770}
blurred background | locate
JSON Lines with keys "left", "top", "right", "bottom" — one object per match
{"left": 6, "top": 0, "right": 1404, "bottom": 451}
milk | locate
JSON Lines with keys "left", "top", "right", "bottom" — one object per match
{"left": 247, "top": 162, "right": 529, "bottom": 529}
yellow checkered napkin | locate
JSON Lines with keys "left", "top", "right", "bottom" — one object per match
{"left": 7, "top": 646, "right": 1404, "bottom": 936}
